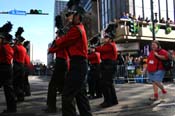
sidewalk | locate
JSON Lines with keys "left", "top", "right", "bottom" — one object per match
{"left": 0, "top": 76, "right": 174, "bottom": 116}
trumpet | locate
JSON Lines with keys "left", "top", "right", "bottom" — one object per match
{"left": 88, "top": 33, "right": 102, "bottom": 48}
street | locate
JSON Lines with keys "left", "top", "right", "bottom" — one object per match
{"left": 0, "top": 76, "right": 175, "bottom": 116}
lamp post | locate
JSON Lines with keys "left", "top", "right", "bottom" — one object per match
{"left": 96, "top": 0, "right": 100, "bottom": 32}
{"left": 151, "top": 0, "right": 155, "bottom": 40}
{"left": 155, "top": 13, "right": 158, "bottom": 22}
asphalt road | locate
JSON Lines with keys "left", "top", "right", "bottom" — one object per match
{"left": 0, "top": 75, "right": 175, "bottom": 116}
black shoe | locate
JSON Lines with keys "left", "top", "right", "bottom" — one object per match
{"left": 25, "top": 93, "right": 31, "bottom": 96}
{"left": 112, "top": 102, "right": 118, "bottom": 106}
{"left": 43, "top": 108, "right": 57, "bottom": 113}
{"left": 100, "top": 102, "right": 109, "bottom": 108}
{"left": 88, "top": 96, "right": 95, "bottom": 99}
{"left": 95, "top": 95, "right": 102, "bottom": 98}
{"left": 1, "top": 109, "right": 16, "bottom": 114}
{"left": 17, "top": 97, "right": 24, "bottom": 103}
{"left": 99, "top": 102, "right": 113, "bottom": 108}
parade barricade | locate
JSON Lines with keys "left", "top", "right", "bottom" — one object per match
{"left": 114, "top": 65, "right": 126, "bottom": 84}
{"left": 114, "top": 64, "right": 149, "bottom": 84}
{"left": 127, "top": 65, "right": 136, "bottom": 83}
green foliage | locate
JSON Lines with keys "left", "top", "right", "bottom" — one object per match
{"left": 165, "top": 26, "right": 172, "bottom": 34}
{"left": 149, "top": 24, "right": 160, "bottom": 34}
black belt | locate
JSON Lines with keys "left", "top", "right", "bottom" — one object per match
{"left": 102, "top": 59, "right": 116, "bottom": 64}
{"left": 56, "top": 57, "right": 66, "bottom": 61}
{"left": 13, "top": 61, "right": 23, "bottom": 65}
{"left": 0, "top": 63, "right": 8, "bottom": 65}
{"left": 70, "top": 55, "right": 86, "bottom": 61}
{"left": 0, "top": 63, "right": 12, "bottom": 67}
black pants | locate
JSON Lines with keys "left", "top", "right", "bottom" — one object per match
{"left": 13, "top": 62, "right": 25, "bottom": 101}
{"left": 62, "top": 56, "right": 92, "bottom": 116}
{"left": 88, "top": 64, "right": 102, "bottom": 97}
{"left": 0, "top": 64, "right": 16, "bottom": 111}
{"left": 101, "top": 60, "right": 118, "bottom": 105}
{"left": 23, "top": 68, "right": 31, "bottom": 96}
{"left": 47, "top": 58, "right": 68, "bottom": 109}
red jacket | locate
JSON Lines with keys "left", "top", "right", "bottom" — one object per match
{"left": 55, "top": 23, "right": 88, "bottom": 59}
{"left": 147, "top": 49, "right": 168, "bottom": 72}
{"left": 24, "top": 53, "right": 34, "bottom": 70}
{"left": 13, "top": 44, "right": 26, "bottom": 64}
{"left": 95, "top": 42, "right": 118, "bottom": 61}
{"left": 48, "top": 43, "right": 69, "bottom": 60}
{"left": 49, "top": 43, "right": 70, "bottom": 70}
{"left": 88, "top": 52, "right": 101, "bottom": 64}
{"left": 0, "top": 43, "right": 14, "bottom": 64}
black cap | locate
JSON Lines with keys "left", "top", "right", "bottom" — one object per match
{"left": 23, "top": 41, "right": 30, "bottom": 48}
{"left": 17, "top": 36, "right": 25, "bottom": 42}
{"left": 4, "top": 33, "right": 13, "bottom": 42}
{"left": 0, "top": 33, "right": 5, "bottom": 39}
{"left": 65, "top": 10, "right": 76, "bottom": 17}
{"left": 104, "top": 33, "right": 113, "bottom": 39}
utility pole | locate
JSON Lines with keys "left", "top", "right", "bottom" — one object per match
{"left": 0, "top": 9, "right": 49, "bottom": 15}
{"left": 91, "top": 0, "right": 99, "bottom": 36}
{"left": 97, "top": 0, "right": 100, "bottom": 32}
{"left": 151, "top": 0, "right": 155, "bottom": 40}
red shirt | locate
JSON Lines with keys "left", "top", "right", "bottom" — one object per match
{"left": 88, "top": 52, "right": 101, "bottom": 64}
{"left": 24, "top": 53, "right": 34, "bottom": 70}
{"left": 48, "top": 45, "right": 69, "bottom": 60}
{"left": 95, "top": 42, "right": 118, "bottom": 61}
{"left": 49, "top": 44, "right": 70, "bottom": 70}
{"left": 55, "top": 23, "right": 88, "bottom": 58}
{"left": 147, "top": 49, "right": 168, "bottom": 72}
{"left": 0, "top": 43, "right": 14, "bottom": 64}
{"left": 13, "top": 44, "right": 26, "bottom": 64}
{"left": 25, "top": 54, "right": 30, "bottom": 66}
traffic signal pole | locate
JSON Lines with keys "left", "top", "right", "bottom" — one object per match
{"left": 0, "top": 9, "right": 48, "bottom": 15}
{"left": 26, "top": 13, "right": 49, "bottom": 15}
{"left": 151, "top": 0, "right": 156, "bottom": 40}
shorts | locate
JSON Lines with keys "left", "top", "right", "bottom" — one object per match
{"left": 148, "top": 70, "right": 165, "bottom": 82}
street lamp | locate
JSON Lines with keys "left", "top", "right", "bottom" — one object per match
{"left": 154, "top": 13, "right": 158, "bottom": 22}
{"left": 97, "top": 0, "right": 100, "bottom": 32}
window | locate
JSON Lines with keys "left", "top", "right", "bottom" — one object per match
{"left": 143, "top": 0, "right": 151, "bottom": 20}
{"left": 135, "top": 0, "right": 143, "bottom": 19}
{"left": 168, "top": 0, "right": 174, "bottom": 22}
{"left": 160, "top": 0, "right": 167, "bottom": 20}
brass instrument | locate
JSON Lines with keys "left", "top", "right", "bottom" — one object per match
{"left": 88, "top": 33, "right": 101, "bottom": 48}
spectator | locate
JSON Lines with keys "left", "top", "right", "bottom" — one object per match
{"left": 145, "top": 17, "right": 150, "bottom": 23}
{"left": 146, "top": 40, "right": 168, "bottom": 101}
{"left": 138, "top": 15, "right": 143, "bottom": 21}
{"left": 121, "top": 12, "right": 129, "bottom": 19}
{"left": 160, "top": 17, "right": 166, "bottom": 23}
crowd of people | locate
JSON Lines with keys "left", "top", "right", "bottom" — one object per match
{"left": 121, "top": 12, "right": 174, "bottom": 24}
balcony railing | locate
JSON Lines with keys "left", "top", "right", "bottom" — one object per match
{"left": 114, "top": 19, "right": 175, "bottom": 42}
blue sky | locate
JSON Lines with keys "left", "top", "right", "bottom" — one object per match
{"left": 0, "top": 0, "right": 57, "bottom": 64}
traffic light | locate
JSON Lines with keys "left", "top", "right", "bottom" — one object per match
{"left": 28, "top": 9, "right": 48, "bottom": 15}
{"left": 129, "top": 20, "right": 134, "bottom": 33}
{"left": 129, "top": 20, "right": 139, "bottom": 35}
{"left": 30, "top": 9, "right": 42, "bottom": 14}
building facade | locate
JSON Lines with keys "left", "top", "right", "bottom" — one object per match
{"left": 130, "top": 0, "right": 175, "bottom": 23}
{"left": 54, "top": 0, "right": 68, "bottom": 16}
{"left": 80, "top": 0, "right": 92, "bottom": 12}
{"left": 98, "top": 0, "right": 175, "bottom": 30}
